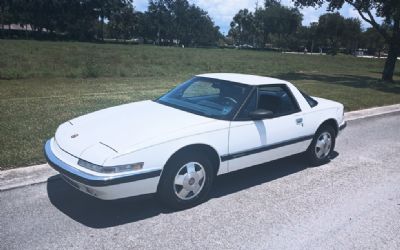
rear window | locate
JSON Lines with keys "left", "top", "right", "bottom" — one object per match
{"left": 300, "top": 91, "right": 318, "bottom": 108}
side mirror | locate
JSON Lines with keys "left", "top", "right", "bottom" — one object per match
{"left": 249, "top": 109, "right": 274, "bottom": 120}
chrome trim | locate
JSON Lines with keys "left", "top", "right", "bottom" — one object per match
{"left": 44, "top": 140, "right": 161, "bottom": 187}
{"left": 220, "top": 134, "right": 314, "bottom": 162}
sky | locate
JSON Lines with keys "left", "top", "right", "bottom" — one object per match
{"left": 134, "top": 0, "right": 379, "bottom": 35}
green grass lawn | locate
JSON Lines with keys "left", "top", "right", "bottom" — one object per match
{"left": 1, "top": 39, "right": 399, "bottom": 169}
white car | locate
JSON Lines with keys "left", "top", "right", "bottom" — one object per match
{"left": 45, "top": 73, "right": 346, "bottom": 209}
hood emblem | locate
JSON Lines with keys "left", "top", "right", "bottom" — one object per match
{"left": 71, "top": 133, "right": 79, "bottom": 139}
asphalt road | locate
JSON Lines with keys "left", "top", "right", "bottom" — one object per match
{"left": 1, "top": 113, "right": 400, "bottom": 250}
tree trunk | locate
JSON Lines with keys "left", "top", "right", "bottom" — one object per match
{"left": 311, "top": 40, "right": 314, "bottom": 54}
{"left": 382, "top": 38, "right": 399, "bottom": 82}
{"left": 0, "top": 5, "right": 3, "bottom": 38}
{"left": 101, "top": 14, "right": 104, "bottom": 41}
{"left": 262, "top": 32, "right": 267, "bottom": 48}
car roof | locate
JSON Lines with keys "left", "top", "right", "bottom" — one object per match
{"left": 196, "top": 73, "right": 290, "bottom": 86}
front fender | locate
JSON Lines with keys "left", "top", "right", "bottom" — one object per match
{"left": 104, "top": 126, "right": 230, "bottom": 175}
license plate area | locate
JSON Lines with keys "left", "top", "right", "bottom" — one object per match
{"left": 61, "top": 175, "right": 97, "bottom": 197}
{"left": 61, "top": 175, "right": 80, "bottom": 189}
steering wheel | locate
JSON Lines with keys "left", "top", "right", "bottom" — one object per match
{"left": 222, "top": 96, "right": 238, "bottom": 105}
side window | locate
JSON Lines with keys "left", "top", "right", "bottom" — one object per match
{"left": 300, "top": 90, "right": 318, "bottom": 108}
{"left": 236, "top": 90, "right": 257, "bottom": 120}
{"left": 258, "top": 86, "right": 299, "bottom": 117}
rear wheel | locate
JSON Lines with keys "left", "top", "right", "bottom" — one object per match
{"left": 157, "top": 152, "right": 214, "bottom": 209}
{"left": 306, "top": 126, "right": 336, "bottom": 165}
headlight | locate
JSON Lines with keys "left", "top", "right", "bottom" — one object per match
{"left": 78, "top": 159, "right": 143, "bottom": 174}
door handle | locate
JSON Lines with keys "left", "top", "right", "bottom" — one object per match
{"left": 296, "top": 118, "right": 303, "bottom": 126}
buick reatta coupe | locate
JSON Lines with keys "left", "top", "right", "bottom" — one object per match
{"left": 45, "top": 73, "right": 346, "bottom": 209}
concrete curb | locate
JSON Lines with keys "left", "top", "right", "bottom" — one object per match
{"left": 344, "top": 104, "right": 400, "bottom": 121}
{"left": 1, "top": 103, "right": 400, "bottom": 192}
{"left": 0, "top": 164, "right": 58, "bottom": 191}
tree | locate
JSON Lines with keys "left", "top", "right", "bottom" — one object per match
{"left": 316, "top": 13, "right": 345, "bottom": 54}
{"left": 141, "top": 0, "right": 220, "bottom": 46}
{"left": 229, "top": 9, "right": 255, "bottom": 46}
{"left": 341, "top": 17, "right": 362, "bottom": 54}
{"left": 107, "top": 3, "right": 137, "bottom": 40}
{"left": 1, "top": 0, "right": 101, "bottom": 40}
{"left": 0, "top": 0, "right": 218, "bottom": 45}
{"left": 0, "top": 0, "right": 17, "bottom": 29}
{"left": 57, "top": 0, "right": 99, "bottom": 41}
{"left": 293, "top": 0, "right": 400, "bottom": 81}
{"left": 146, "top": 0, "right": 173, "bottom": 44}
{"left": 296, "top": 22, "right": 319, "bottom": 52}
{"left": 167, "top": 0, "right": 190, "bottom": 44}
{"left": 185, "top": 5, "right": 221, "bottom": 46}
{"left": 228, "top": 1, "right": 302, "bottom": 48}
{"left": 255, "top": 1, "right": 302, "bottom": 48}
{"left": 136, "top": 11, "right": 154, "bottom": 43}
{"left": 360, "top": 27, "right": 386, "bottom": 56}
{"left": 91, "top": 0, "right": 132, "bottom": 41}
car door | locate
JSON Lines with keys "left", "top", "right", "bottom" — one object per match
{"left": 225, "top": 84, "right": 312, "bottom": 172}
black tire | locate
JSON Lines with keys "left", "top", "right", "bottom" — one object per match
{"left": 157, "top": 152, "right": 215, "bottom": 209}
{"left": 306, "top": 125, "right": 336, "bottom": 166}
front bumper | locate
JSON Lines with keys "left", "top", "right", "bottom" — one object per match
{"left": 44, "top": 139, "right": 161, "bottom": 199}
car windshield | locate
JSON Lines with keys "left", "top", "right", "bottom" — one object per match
{"left": 156, "top": 77, "right": 252, "bottom": 120}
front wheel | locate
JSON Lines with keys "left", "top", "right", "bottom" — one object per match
{"left": 157, "top": 152, "right": 214, "bottom": 209}
{"left": 306, "top": 126, "right": 336, "bottom": 165}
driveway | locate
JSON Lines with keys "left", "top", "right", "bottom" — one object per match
{"left": 1, "top": 113, "right": 400, "bottom": 250}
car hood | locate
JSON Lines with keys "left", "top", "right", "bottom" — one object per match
{"left": 55, "top": 100, "right": 215, "bottom": 165}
